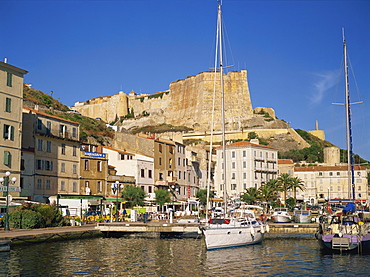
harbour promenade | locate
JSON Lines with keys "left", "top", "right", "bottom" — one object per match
{"left": 0, "top": 224, "right": 100, "bottom": 244}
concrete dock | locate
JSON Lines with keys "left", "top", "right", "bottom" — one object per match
{"left": 0, "top": 221, "right": 319, "bottom": 245}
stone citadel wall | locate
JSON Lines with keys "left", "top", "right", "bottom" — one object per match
{"left": 71, "top": 70, "right": 254, "bottom": 132}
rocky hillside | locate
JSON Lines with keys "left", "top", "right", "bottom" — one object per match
{"left": 23, "top": 84, "right": 114, "bottom": 146}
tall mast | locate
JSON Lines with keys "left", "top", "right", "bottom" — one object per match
{"left": 217, "top": 2, "right": 227, "bottom": 213}
{"left": 343, "top": 29, "right": 355, "bottom": 200}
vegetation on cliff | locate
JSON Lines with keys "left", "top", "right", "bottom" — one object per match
{"left": 279, "top": 129, "right": 369, "bottom": 165}
{"left": 130, "top": 124, "right": 193, "bottom": 134}
{"left": 23, "top": 84, "right": 114, "bottom": 144}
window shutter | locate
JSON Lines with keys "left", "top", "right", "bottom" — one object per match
{"left": 6, "top": 98, "right": 11, "bottom": 112}
{"left": 10, "top": 126, "right": 14, "bottom": 141}
{"left": 4, "top": 151, "right": 11, "bottom": 166}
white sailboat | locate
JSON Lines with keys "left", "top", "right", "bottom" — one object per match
{"left": 201, "top": 2, "right": 268, "bottom": 251}
{"left": 315, "top": 30, "right": 370, "bottom": 253}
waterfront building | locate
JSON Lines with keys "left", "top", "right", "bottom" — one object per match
{"left": 293, "top": 165, "right": 368, "bottom": 204}
{"left": 102, "top": 146, "right": 152, "bottom": 195}
{"left": 22, "top": 107, "right": 80, "bottom": 202}
{"left": 278, "top": 159, "right": 295, "bottom": 175}
{"left": 153, "top": 138, "right": 178, "bottom": 199}
{"left": 80, "top": 143, "right": 108, "bottom": 196}
{"left": 214, "top": 139, "right": 278, "bottom": 198}
{"left": 0, "top": 61, "right": 27, "bottom": 198}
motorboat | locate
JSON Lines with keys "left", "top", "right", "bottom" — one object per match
{"left": 293, "top": 210, "right": 312, "bottom": 223}
{"left": 271, "top": 208, "right": 291, "bottom": 223}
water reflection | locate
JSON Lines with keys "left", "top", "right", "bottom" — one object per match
{"left": 1, "top": 236, "right": 370, "bottom": 276}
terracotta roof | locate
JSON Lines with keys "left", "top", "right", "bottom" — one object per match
{"left": 294, "top": 165, "right": 366, "bottom": 172}
{"left": 278, "top": 159, "right": 294, "bottom": 164}
{"left": 102, "top": 146, "right": 135, "bottom": 156}
{"left": 219, "top": 141, "right": 277, "bottom": 150}
{"left": 23, "top": 107, "right": 79, "bottom": 125}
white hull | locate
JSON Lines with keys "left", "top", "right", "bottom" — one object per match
{"left": 202, "top": 224, "right": 264, "bottom": 250}
{"left": 272, "top": 215, "right": 291, "bottom": 223}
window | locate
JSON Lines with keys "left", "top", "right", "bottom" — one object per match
{"left": 37, "top": 119, "right": 42, "bottom": 130}
{"left": 84, "top": 160, "right": 89, "bottom": 170}
{"left": 232, "top": 172, "right": 235, "bottom": 179}
{"left": 232, "top": 162, "right": 235, "bottom": 169}
{"left": 3, "top": 124, "right": 14, "bottom": 140}
{"left": 243, "top": 150, "right": 246, "bottom": 157}
{"left": 37, "top": 139, "right": 43, "bottom": 151}
{"left": 243, "top": 161, "right": 246, "bottom": 168}
{"left": 159, "top": 157, "right": 162, "bottom": 166}
{"left": 141, "top": 169, "right": 145, "bottom": 178}
{"left": 178, "top": 171, "right": 181, "bottom": 179}
{"left": 45, "top": 160, "right": 53, "bottom": 171}
{"left": 37, "top": 179, "right": 42, "bottom": 189}
{"left": 148, "top": 170, "right": 153, "bottom": 179}
{"left": 61, "top": 163, "right": 65, "bottom": 172}
{"left": 46, "top": 121, "right": 51, "bottom": 134}
{"left": 73, "top": 145, "right": 77, "bottom": 156}
{"left": 337, "top": 172, "right": 340, "bottom": 176}
{"left": 46, "top": 180, "right": 51, "bottom": 190}
{"left": 6, "top": 72, "right": 12, "bottom": 87}
{"left": 73, "top": 182, "right": 78, "bottom": 192}
{"left": 5, "top": 98, "right": 11, "bottom": 112}
{"left": 178, "top": 157, "right": 181, "bottom": 166}
{"left": 4, "top": 151, "right": 11, "bottom": 166}
{"left": 97, "top": 161, "right": 102, "bottom": 172}
{"left": 61, "top": 181, "right": 65, "bottom": 191}
{"left": 159, "top": 144, "right": 162, "bottom": 153}
{"left": 73, "top": 164, "right": 77, "bottom": 174}
{"left": 231, "top": 184, "right": 236, "bottom": 190}
{"left": 46, "top": 141, "right": 51, "bottom": 152}
{"left": 159, "top": 173, "right": 163, "bottom": 180}
{"left": 329, "top": 172, "right": 333, "bottom": 176}
{"left": 243, "top": 172, "right": 247, "bottom": 179}
{"left": 183, "top": 172, "right": 186, "bottom": 180}
{"left": 232, "top": 151, "right": 235, "bottom": 158}
{"left": 36, "top": 159, "right": 43, "bottom": 170}
{"left": 72, "top": 127, "right": 77, "bottom": 138}
{"left": 61, "top": 143, "right": 66, "bottom": 155}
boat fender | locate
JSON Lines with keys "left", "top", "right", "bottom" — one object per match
{"left": 260, "top": 225, "right": 265, "bottom": 234}
{"left": 266, "top": 224, "right": 270, "bottom": 233}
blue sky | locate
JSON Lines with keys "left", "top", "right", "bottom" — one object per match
{"left": 2, "top": 0, "right": 370, "bottom": 161}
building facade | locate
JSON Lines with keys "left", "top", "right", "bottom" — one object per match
{"left": 214, "top": 140, "right": 278, "bottom": 198}
{"left": 0, "top": 61, "right": 27, "bottom": 197}
{"left": 22, "top": 107, "right": 80, "bottom": 202}
{"left": 293, "top": 165, "right": 368, "bottom": 204}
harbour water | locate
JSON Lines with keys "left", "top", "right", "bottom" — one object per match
{"left": 1, "top": 234, "right": 370, "bottom": 276}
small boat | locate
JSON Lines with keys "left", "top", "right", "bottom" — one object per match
{"left": 0, "top": 240, "right": 11, "bottom": 252}
{"left": 271, "top": 208, "right": 291, "bottom": 223}
{"left": 293, "top": 210, "right": 312, "bottom": 223}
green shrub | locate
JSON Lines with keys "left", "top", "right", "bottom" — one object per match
{"left": 9, "top": 210, "right": 45, "bottom": 229}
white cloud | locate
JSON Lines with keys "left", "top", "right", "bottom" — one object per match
{"left": 309, "top": 70, "right": 339, "bottom": 105}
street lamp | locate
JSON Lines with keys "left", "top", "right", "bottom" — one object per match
{"left": 111, "top": 181, "right": 124, "bottom": 222}
{"left": 0, "top": 171, "right": 17, "bottom": 231}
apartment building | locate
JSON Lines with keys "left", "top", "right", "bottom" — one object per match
{"left": 153, "top": 138, "right": 176, "bottom": 197}
{"left": 80, "top": 144, "right": 108, "bottom": 196}
{"left": 22, "top": 107, "right": 80, "bottom": 202}
{"left": 294, "top": 165, "right": 368, "bottom": 204}
{"left": 102, "top": 146, "right": 152, "bottom": 194}
{"left": 214, "top": 140, "right": 278, "bottom": 198}
{"left": 0, "top": 61, "right": 27, "bottom": 197}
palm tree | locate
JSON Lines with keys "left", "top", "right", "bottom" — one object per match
{"left": 259, "top": 179, "right": 279, "bottom": 203}
{"left": 290, "top": 177, "right": 305, "bottom": 203}
{"left": 241, "top": 187, "right": 259, "bottom": 205}
{"left": 276, "top": 173, "right": 293, "bottom": 206}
